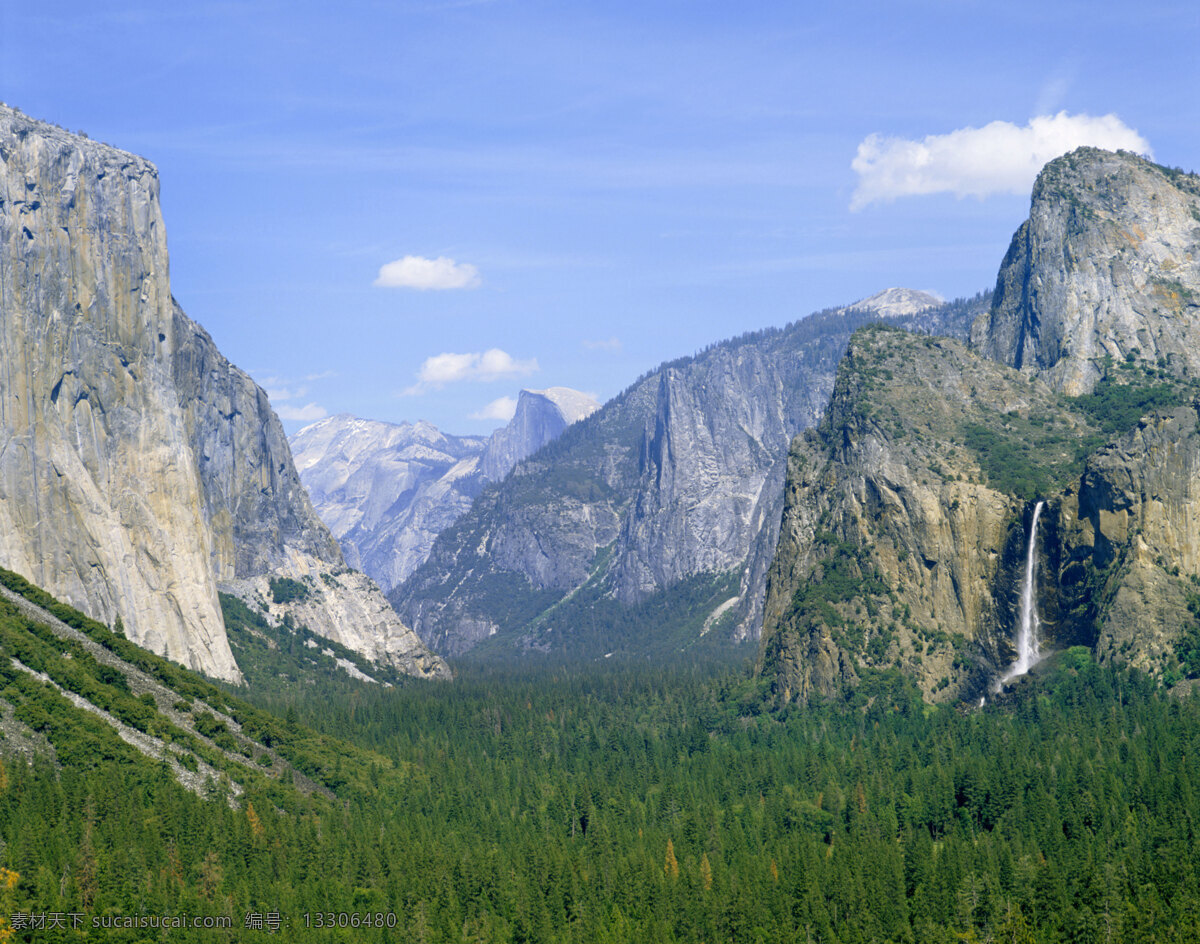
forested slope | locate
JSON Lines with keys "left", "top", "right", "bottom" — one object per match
{"left": 1, "top": 565, "right": 1198, "bottom": 941}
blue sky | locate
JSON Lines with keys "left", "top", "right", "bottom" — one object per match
{"left": 3, "top": 1, "right": 1198, "bottom": 434}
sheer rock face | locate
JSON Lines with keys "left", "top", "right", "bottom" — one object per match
{"left": 971, "top": 148, "right": 1200, "bottom": 395}
{"left": 1055, "top": 405, "right": 1200, "bottom": 673}
{"left": 0, "top": 107, "right": 447, "bottom": 682}
{"left": 759, "top": 328, "right": 1097, "bottom": 704}
{"left": 289, "top": 387, "right": 598, "bottom": 594}
{"left": 0, "top": 108, "right": 239, "bottom": 679}
{"left": 608, "top": 350, "right": 807, "bottom": 602}
{"left": 170, "top": 310, "right": 344, "bottom": 581}
{"left": 391, "top": 293, "right": 983, "bottom": 657}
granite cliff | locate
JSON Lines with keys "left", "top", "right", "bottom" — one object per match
{"left": 971, "top": 147, "right": 1200, "bottom": 394}
{"left": 290, "top": 386, "right": 599, "bottom": 593}
{"left": 0, "top": 106, "right": 447, "bottom": 681}
{"left": 761, "top": 149, "right": 1200, "bottom": 703}
{"left": 479, "top": 387, "right": 600, "bottom": 482}
{"left": 758, "top": 327, "right": 1105, "bottom": 703}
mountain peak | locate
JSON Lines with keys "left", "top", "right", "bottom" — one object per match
{"left": 290, "top": 386, "right": 598, "bottom": 592}
{"left": 844, "top": 287, "right": 943, "bottom": 318}
{"left": 971, "top": 147, "right": 1200, "bottom": 394}
{"left": 477, "top": 386, "right": 599, "bottom": 484}
{"left": 519, "top": 387, "right": 601, "bottom": 426}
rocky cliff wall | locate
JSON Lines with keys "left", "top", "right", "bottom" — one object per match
{"left": 0, "top": 107, "right": 447, "bottom": 682}
{"left": 479, "top": 387, "right": 600, "bottom": 483}
{"left": 758, "top": 328, "right": 1098, "bottom": 703}
{"left": 762, "top": 150, "right": 1200, "bottom": 703}
{"left": 609, "top": 346, "right": 810, "bottom": 601}
{"left": 1051, "top": 404, "right": 1200, "bottom": 673}
{"left": 170, "top": 308, "right": 344, "bottom": 580}
{"left": 0, "top": 107, "right": 239, "bottom": 679}
{"left": 971, "top": 148, "right": 1200, "bottom": 395}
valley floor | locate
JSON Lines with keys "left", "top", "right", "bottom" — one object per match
{"left": 2, "top": 581, "right": 1198, "bottom": 943}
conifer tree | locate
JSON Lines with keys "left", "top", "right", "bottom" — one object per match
{"left": 664, "top": 839, "right": 679, "bottom": 880}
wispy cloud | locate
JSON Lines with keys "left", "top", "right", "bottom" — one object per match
{"left": 583, "top": 336, "right": 622, "bottom": 352}
{"left": 129, "top": 130, "right": 816, "bottom": 195}
{"left": 850, "top": 112, "right": 1151, "bottom": 210}
{"left": 402, "top": 348, "right": 538, "bottom": 395}
{"left": 469, "top": 395, "right": 518, "bottom": 422}
{"left": 1034, "top": 63, "right": 1078, "bottom": 116}
{"left": 275, "top": 402, "right": 328, "bottom": 422}
{"left": 374, "top": 255, "right": 481, "bottom": 290}
{"left": 258, "top": 370, "right": 330, "bottom": 422}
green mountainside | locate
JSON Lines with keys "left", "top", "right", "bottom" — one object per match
{"left": 0, "top": 569, "right": 395, "bottom": 802}
{"left": 3, "top": 114, "right": 1200, "bottom": 942}
{"left": 759, "top": 325, "right": 1200, "bottom": 704}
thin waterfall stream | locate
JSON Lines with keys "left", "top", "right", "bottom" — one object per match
{"left": 995, "top": 500, "right": 1045, "bottom": 690}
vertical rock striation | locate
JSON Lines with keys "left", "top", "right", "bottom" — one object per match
{"left": 478, "top": 387, "right": 601, "bottom": 482}
{"left": 1053, "top": 405, "right": 1200, "bottom": 673}
{"left": 0, "top": 107, "right": 239, "bottom": 679}
{"left": 758, "top": 328, "right": 1097, "bottom": 703}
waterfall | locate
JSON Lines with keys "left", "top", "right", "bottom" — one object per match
{"left": 996, "top": 500, "right": 1045, "bottom": 689}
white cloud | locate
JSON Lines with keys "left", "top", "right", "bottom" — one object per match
{"left": 402, "top": 348, "right": 538, "bottom": 394}
{"left": 850, "top": 112, "right": 1152, "bottom": 210}
{"left": 275, "top": 402, "right": 328, "bottom": 422}
{"left": 583, "top": 336, "right": 622, "bottom": 352}
{"left": 374, "top": 255, "right": 481, "bottom": 290}
{"left": 258, "top": 370, "right": 332, "bottom": 422}
{"left": 469, "top": 396, "right": 518, "bottom": 422}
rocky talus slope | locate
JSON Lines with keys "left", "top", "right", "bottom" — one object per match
{"left": 391, "top": 290, "right": 984, "bottom": 656}
{"left": 0, "top": 106, "right": 446, "bottom": 681}
{"left": 761, "top": 149, "right": 1200, "bottom": 703}
{"left": 290, "top": 387, "right": 599, "bottom": 593}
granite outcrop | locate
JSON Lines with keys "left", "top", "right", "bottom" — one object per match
{"left": 391, "top": 290, "right": 983, "bottom": 656}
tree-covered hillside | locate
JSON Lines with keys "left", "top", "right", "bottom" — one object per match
{"left": 2, "top": 567, "right": 1198, "bottom": 942}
